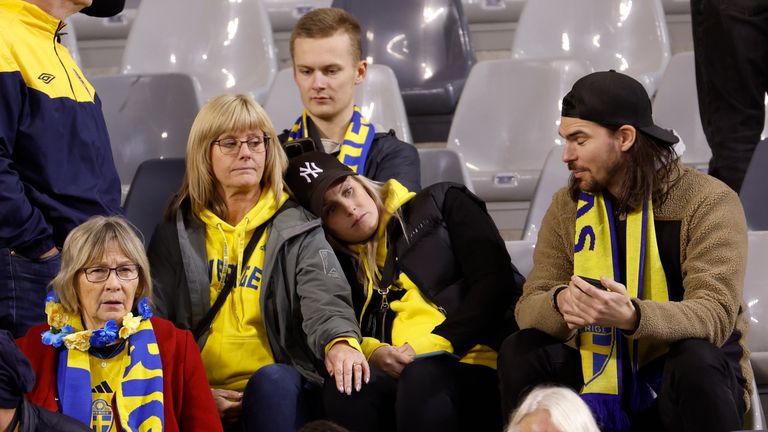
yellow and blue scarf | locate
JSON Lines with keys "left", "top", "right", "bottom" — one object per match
{"left": 57, "top": 317, "right": 164, "bottom": 431}
{"left": 574, "top": 192, "right": 669, "bottom": 431}
{"left": 287, "top": 105, "right": 375, "bottom": 174}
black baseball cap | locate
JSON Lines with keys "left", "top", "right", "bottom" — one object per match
{"left": 285, "top": 152, "right": 355, "bottom": 217}
{"left": 561, "top": 70, "right": 678, "bottom": 146}
{"left": 80, "top": 0, "right": 126, "bottom": 17}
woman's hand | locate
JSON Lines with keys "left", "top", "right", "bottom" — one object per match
{"left": 211, "top": 388, "right": 242, "bottom": 425}
{"left": 325, "top": 341, "right": 370, "bottom": 395}
{"left": 369, "top": 344, "right": 414, "bottom": 379}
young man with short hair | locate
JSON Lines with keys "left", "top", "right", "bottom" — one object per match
{"left": 280, "top": 7, "right": 421, "bottom": 192}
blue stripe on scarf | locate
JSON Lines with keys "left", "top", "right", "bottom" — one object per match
{"left": 57, "top": 349, "right": 91, "bottom": 426}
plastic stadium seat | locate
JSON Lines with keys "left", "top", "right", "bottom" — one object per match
{"left": 70, "top": 2, "right": 138, "bottom": 41}
{"left": 447, "top": 58, "right": 591, "bottom": 203}
{"left": 418, "top": 148, "right": 474, "bottom": 191}
{"left": 743, "top": 230, "right": 768, "bottom": 428}
{"left": 264, "top": 0, "right": 332, "bottom": 33}
{"left": 512, "top": 0, "right": 671, "bottom": 95}
{"left": 264, "top": 65, "right": 413, "bottom": 143}
{"left": 122, "top": 0, "right": 278, "bottom": 104}
{"left": 653, "top": 52, "right": 710, "bottom": 170}
{"left": 662, "top": 0, "right": 689, "bottom": 14}
{"left": 461, "top": 0, "right": 526, "bottom": 24}
{"left": 741, "top": 139, "right": 768, "bottom": 231}
{"left": 522, "top": 146, "right": 570, "bottom": 242}
{"left": 91, "top": 73, "right": 198, "bottom": 199}
{"left": 505, "top": 240, "right": 535, "bottom": 278}
{"left": 332, "top": 0, "right": 475, "bottom": 141}
{"left": 122, "top": 158, "right": 186, "bottom": 246}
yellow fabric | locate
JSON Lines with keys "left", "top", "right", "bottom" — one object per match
{"left": 198, "top": 189, "right": 288, "bottom": 391}
{"left": 0, "top": 0, "right": 96, "bottom": 102}
{"left": 324, "top": 336, "right": 363, "bottom": 355}
{"left": 574, "top": 193, "right": 669, "bottom": 398}
{"left": 89, "top": 348, "right": 126, "bottom": 432}
{"left": 355, "top": 180, "right": 497, "bottom": 368}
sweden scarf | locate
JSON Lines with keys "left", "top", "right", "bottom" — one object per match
{"left": 574, "top": 192, "right": 669, "bottom": 431}
{"left": 58, "top": 317, "right": 164, "bottom": 431}
{"left": 287, "top": 106, "right": 375, "bottom": 174}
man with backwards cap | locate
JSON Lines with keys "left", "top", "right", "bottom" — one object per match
{"left": 0, "top": 0, "right": 124, "bottom": 338}
{"left": 498, "top": 71, "right": 751, "bottom": 431}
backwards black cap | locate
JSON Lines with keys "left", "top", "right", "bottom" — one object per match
{"left": 285, "top": 152, "right": 355, "bottom": 217}
{"left": 561, "top": 70, "right": 678, "bottom": 146}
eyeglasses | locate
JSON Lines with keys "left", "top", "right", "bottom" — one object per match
{"left": 82, "top": 265, "right": 140, "bottom": 282}
{"left": 213, "top": 136, "right": 270, "bottom": 156}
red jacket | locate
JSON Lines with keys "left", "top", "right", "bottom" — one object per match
{"left": 16, "top": 317, "right": 223, "bottom": 432}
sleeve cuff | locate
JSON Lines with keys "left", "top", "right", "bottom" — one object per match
{"left": 361, "top": 337, "right": 389, "bottom": 359}
{"left": 324, "top": 336, "right": 362, "bottom": 355}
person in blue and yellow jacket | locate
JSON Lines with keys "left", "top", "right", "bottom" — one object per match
{"left": 285, "top": 151, "right": 525, "bottom": 432}
{"left": 147, "top": 95, "right": 368, "bottom": 432}
{"left": 0, "top": 0, "right": 124, "bottom": 338}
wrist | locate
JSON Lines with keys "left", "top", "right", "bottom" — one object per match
{"left": 552, "top": 285, "right": 568, "bottom": 315}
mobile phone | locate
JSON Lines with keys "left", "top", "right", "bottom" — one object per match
{"left": 577, "top": 275, "right": 607, "bottom": 291}
{"left": 282, "top": 137, "right": 318, "bottom": 159}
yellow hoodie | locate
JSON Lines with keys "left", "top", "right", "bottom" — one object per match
{"left": 197, "top": 189, "right": 287, "bottom": 391}
{"left": 356, "top": 180, "right": 497, "bottom": 369}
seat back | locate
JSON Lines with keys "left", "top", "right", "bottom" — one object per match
{"left": 653, "top": 52, "right": 710, "bottom": 169}
{"left": 122, "top": 158, "right": 186, "bottom": 245}
{"left": 122, "top": 0, "right": 277, "bottom": 104}
{"left": 512, "top": 0, "right": 670, "bottom": 95}
{"left": 744, "top": 230, "right": 768, "bottom": 428}
{"left": 447, "top": 58, "right": 590, "bottom": 202}
{"left": 461, "top": 0, "right": 526, "bottom": 24}
{"left": 264, "top": 64, "right": 413, "bottom": 142}
{"left": 522, "top": 146, "right": 570, "bottom": 242}
{"left": 332, "top": 0, "right": 474, "bottom": 116}
{"left": 505, "top": 240, "right": 536, "bottom": 278}
{"left": 264, "top": 0, "right": 332, "bottom": 32}
{"left": 418, "top": 148, "right": 474, "bottom": 191}
{"left": 741, "top": 139, "right": 768, "bottom": 231}
{"left": 91, "top": 73, "right": 198, "bottom": 198}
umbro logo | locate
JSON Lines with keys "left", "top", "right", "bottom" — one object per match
{"left": 38, "top": 73, "right": 55, "bottom": 84}
{"left": 299, "top": 162, "right": 323, "bottom": 183}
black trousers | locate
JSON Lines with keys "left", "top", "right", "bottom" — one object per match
{"left": 691, "top": 0, "right": 768, "bottom": 192}
{"left": 498, "top": 329, "right": 746, "bottom": 432}
{"left": 323, "top": 355, "right": 501, "bottom": 432}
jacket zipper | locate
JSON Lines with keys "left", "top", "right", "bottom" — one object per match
{"left": 52, "top": 21, "right": 76, "bottom": 99}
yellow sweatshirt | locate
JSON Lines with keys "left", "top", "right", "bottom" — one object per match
{"left": 198, "top": 189, "right": 287, "bottom": 391}
{"left": 356, "top": 180, "right": 497, "bottom": 369}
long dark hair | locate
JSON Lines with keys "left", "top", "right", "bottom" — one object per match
{"left": 569, "top": 126, "right": 681, "bottom": 214}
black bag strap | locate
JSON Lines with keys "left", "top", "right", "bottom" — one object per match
{"left": 377, "top": 221, "right": 401, "bottom": 295}
{"left": 193, "top": 201, "right": 293, "bottom": 341}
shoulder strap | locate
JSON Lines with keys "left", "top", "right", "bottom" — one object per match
{"left": 193, "top": 201, "right": 293, "bottom": 342}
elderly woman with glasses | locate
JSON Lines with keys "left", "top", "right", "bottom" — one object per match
{"left": 16, "top": 216, "right": 221, "bottom": 432}
{"left": 146, "top": 94, "right": 367, "bottom": 432}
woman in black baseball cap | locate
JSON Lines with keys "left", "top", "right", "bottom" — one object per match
{"left": 285, "top": 151, "right": 525, "bottom": 432}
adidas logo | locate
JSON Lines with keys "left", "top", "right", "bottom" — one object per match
{"left": 92, "top": 380, "right": 113, "bottom": 394}
{"left": 37, "top": 73, "right": 55, "bottom": 84}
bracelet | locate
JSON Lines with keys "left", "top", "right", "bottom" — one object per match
{"left": 551, "top": 284, "right": 569, "bottom": 315}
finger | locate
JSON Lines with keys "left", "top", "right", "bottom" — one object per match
{"left": 353, "top": 361, "right": 363, "bottom": 391}
{"left": 601, "top": 277, "right": 627, "bottom": 294}
{"left": 344, "top": 359, "right": 354, "bottom": 395}
{"left": 362, "top": 359, "right": 371, "bottom": 384}
{"left": 334, "top": 363, "right": 345, "bottom": 393}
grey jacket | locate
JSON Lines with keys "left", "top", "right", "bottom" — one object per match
{"left": 147, "top": 200, "right": 361, "bottom": 384}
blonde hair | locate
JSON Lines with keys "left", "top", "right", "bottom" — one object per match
{"left": 166, "top": 94, "right": 287, "bottom": 220}
{"left": 290, "top": 8, "right": 363, "bottom": 62}
{"left": 328, "top": 176, "right": 405, "bottom": 291}
{"left": 507, "top": 386, "right": 599, "bottom": 432}
{"left": 50, "top": 216, "right": 152, "bottom": 317}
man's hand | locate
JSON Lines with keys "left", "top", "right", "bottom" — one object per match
{"left": 211, "top": 388, "right": 242, "bottom": 425}
{"left": 370, "top": 344, "right": 414, "bottom": 379}
{"left": 557, "top": 276, "right": 638, "bottom": 331}
{"left": 325, "top": 341, "right": 370, "bottom": 395}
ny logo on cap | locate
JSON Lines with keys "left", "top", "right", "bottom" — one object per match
{"left": 299, "top": 162, "right": 323, "bottom": 182}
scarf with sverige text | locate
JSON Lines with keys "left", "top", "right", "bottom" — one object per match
{"left": 287, "top": 106, "right": 375, "bottom": 174}
{"left": 574, "top": 192, "right": 669, "bottom": 431}
{"left": 58, "top": 316, "right": 164, "bottom": 431}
